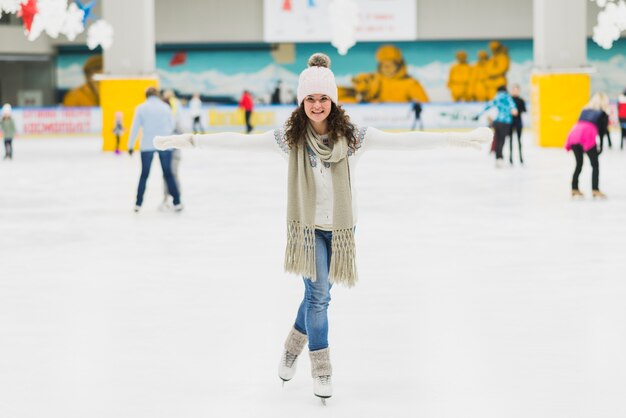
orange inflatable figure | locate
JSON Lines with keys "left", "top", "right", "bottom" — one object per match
{"left": 447, "top": 51, "right": 472, "bottom": 101}
{"left": 348, "top": 45, "right": 429, "bottom": 103}
{"left": 63, "top": 55, "right": 103, "bottom": 107}
{"left": 468, "top": 50, "right": 490, "bottom": 102}
{"left": 485, "top": 41, "right": 510, "bottom": 100}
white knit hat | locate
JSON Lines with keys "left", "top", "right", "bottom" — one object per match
{"left": 1, "top": 104, "right": 11, "bottom": 116}
{"left": 296, "top": 53, "right": 338, "bottom": 105}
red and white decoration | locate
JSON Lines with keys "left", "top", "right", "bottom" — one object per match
{"left": 2, "top": 0, "right": 113, "bottom": 49}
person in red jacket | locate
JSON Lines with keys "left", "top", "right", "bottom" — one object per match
{"left": 239, "top": 90, "right": 254, "bottom": 134}
{"left": 618, "top": 89, "right": 626, "bottom": 150}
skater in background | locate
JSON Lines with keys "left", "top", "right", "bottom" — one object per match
{"left": 475, "top": 85, "right": 517, "bottom": 167}
{"left": 1, "top": 104, "right": 16, "bottom": 160}
{"left": 113, "top": 111, "right": 124, "bottom": 155}
{"left": 128, "top": 87, "right": 183, "bottom": 212}
{"left": 271, "top": 81, "right": 282, "bottom": 105}
{"left": 509, "top": 84, "right": 526, "bottom": 165}
{"left": 409, "top": 100, "right": 423, "bottom": 130}
{"left": 154, "top": 53, "right": 491, "bottom": 403}
{"left": 618, "top": 89, "right": 626, "bottom": 150}
{"left": 189, "top": 93, "right": 204, "bottom": 134}
{"left": 598, "top": 108, "right": 612, "bottom": 152}
{"left": 564, "top": 92, "right": 609, "bottom": 199}
{"left": 161, "top": 90, "right": 183, "bottom": 210}
{"left": 238, "top": 90, "right": 254, "bottom": 134}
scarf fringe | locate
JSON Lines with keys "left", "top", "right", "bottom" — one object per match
{"left": 284, "top": 221, "right": 317, "bottom": 280}
{"left": 329, "top": 228, "right": 358, "bottom": 287}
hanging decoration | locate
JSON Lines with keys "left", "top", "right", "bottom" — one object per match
{"left": 62, "top": 2, "right": 84, "bottom": 40}
{"left": 86, "top": 19, "right": 113, "bottom": 50}
{"left": 591, "top": 0, "right": 626, "bottom": 49}
{"left": 18, "top": 0, "right": 38, "bottom": 32}
{"left": 0, "top": 0, "right": 21, "bottom": 15}
{"left": 328, "top": 0, "right": 359, "bottom": 55}
{"left": 28, "top": 0, "right": 69, "bottom": 40}
{"left": 74, "top": 0, "right": 93, "bottom": 25}
{"left": 6, "top": 0, "right": 111, "bottom": 49}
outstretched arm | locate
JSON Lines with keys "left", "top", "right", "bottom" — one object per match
{"left": 154, "top": 130, "right": 279, "bottom": 152}
{"left": 364, "top": 126, "right": 493, "bottom": 151}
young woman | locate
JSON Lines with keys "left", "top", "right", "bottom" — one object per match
{"left": 154, "top": 53, "right": 491, "bottom": 403}
{"left": 565, "top": 92, "right": 610, "bottom": 199}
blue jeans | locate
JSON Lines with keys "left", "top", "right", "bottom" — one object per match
{"left": 136, "top": 150, "right": 180, "bottom": 206}
{"left": 294, "top": 229, "right": 333, "bottom": 352}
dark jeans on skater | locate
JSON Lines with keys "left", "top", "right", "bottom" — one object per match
{"left": 136, "top": 150, "right": 180, "bottom": 206}
{"left": 4, "top": 138, "right": 12, "bottom": 159}
{"left": 244, "top": 110, "right": 253, "bottom": 134}
{"left": 571, "top": 144, "right": 599, "bottom": 191}
{"left": 620, "top": 118, "right": 626, "bottom": 150}
{"left": 510, "top": 119, "right": 523, "bottom": 163}
{"left": 493, "top": 121, "right": 510, "bottom": 160}
{"left": 294, "top": 229, "right": 333, "bottom": 352}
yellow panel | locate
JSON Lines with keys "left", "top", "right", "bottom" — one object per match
{"left": 100, "top": 78, "right": 159, "bottom": 152}
{"left": 530, "top": 73, "right": 590, "bottom": 148}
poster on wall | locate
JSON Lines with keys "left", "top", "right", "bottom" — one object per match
{"left": 263, "top": 0, "right": 417, "bottom": 42}
{"left": 56, "top": 39, "right": 626, "bottom": 107}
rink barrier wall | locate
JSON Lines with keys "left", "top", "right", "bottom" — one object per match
{"left": 4, "top": 102, "right": 619, "bottom": 141}
{"left": 6, "top": 102, "right": 531, "bottom": 137}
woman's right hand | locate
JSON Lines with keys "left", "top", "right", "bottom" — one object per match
{"left": 154, "top": 133, "right": 195, "bottom": 150}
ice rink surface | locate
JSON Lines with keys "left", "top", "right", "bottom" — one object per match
{"left": 1, "top": 132, "right": 626, "bottom": 418}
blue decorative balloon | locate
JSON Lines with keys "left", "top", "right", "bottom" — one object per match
{"left": 75, "top": 0, "right": 96, "bottom": 26}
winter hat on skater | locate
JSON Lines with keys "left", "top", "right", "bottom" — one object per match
{"left": 296, "top": 53, "right": 338, "bottom": 105}
{"left": 2, "top": 104, "right": 12, "bottom": 116}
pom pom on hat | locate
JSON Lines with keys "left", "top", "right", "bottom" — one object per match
{"left": 297, "top": 53, "right": 338, "bottom": 104}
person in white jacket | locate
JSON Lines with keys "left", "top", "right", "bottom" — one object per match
{"left": 189, "top": 93, "right": 204, "bottom": 134}
{"left": 154, "top": 53, "right": 491, "bottom": 404}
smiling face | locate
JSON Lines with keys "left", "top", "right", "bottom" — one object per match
{"left": 303, "top": 94, "right": 332, "bottom": 130}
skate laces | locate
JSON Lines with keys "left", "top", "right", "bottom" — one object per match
{"left": 317, "top": 375, "right": 331, "bottom": 385}
{"left": 283, "top": 351, "right": 298, "bottom": 368}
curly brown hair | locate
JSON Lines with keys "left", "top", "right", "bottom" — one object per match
{"left": 284, "top": 102, "right": 357, "bottom": 151}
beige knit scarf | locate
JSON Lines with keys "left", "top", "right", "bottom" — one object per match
{"left": 284, "top": 124, "right": 358, "bottom": 287}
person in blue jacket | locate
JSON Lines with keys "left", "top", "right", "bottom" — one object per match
{"left": 475, "top": 85, "right": 518, "bottom": 167}
{"left": 128, "top": 87, "right": 183, "bottom": 212}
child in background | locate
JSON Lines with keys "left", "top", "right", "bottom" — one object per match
{"left": 1, "top": 104, "right": 16, "bottom": 160}
{"left": 113, "top": 111, "right": 124, "bottom": 155}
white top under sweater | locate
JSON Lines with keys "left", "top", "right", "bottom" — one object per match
{"left": 189, "top": 126, "right": 465, "bottom": 230}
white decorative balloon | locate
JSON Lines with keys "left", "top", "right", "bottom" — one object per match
{"left": 329, "top": 0, "right": 359, "bottom": 56}
{"left": 591, "top": 0, "right": 626, "bottom": 49}
{"left": 87, "top": 19, "right": 114, "bottom": 50}
{"left": 29, "top": 0, "right": 69, "bottom": 39}
{"left": 0, "top": 0, "right": 21, "bottom": 15}
{"left": 61, "top": 2, "right": 85, "bottom": 41}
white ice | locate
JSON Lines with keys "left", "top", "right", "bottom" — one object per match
{"left": 1, "top": 132, "right": 626, "bottom": 418}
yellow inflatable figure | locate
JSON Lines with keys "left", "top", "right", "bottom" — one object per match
{"left": 468, "top": 50, "right": 490, "bottom": 102}
{"left": 63, "top": 55, "right": 103, "bottom": 107}
{"left": 350, "top": 45, "right": 429, "bottom": 103}
{"left": 485, "top": 41, "right": 510, "bottom": 100}
{"left": 447, "top": 51, "right": 472, "bottom": 101}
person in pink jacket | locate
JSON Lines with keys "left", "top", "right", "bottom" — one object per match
{"left": 564, "top": 92, "right": 610, "bottom": 199}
